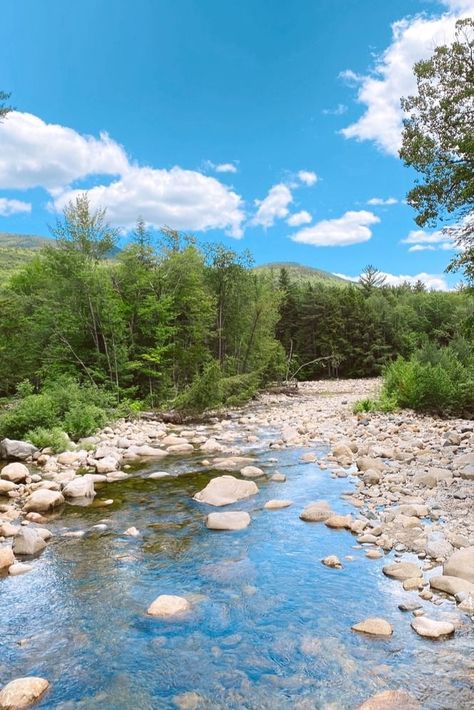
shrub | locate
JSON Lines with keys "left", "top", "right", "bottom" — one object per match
{"left": 174, "top": 361, "right": 223, "bottom": 412}
{"left": 26, "top": 426, "right": 71, "bottom": 453}
{"left": 63, "top": 403, "right": 109, "bottom": 439}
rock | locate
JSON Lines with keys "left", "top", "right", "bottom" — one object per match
{"left": 356, "top": 456, "right": 385, "bottom": 473}
{"left": 398, "top": 601, "right": 421, "bottom": 612}
{"left": 264, "top": 499, "right": 292, "bottom": 510}
{"left": 443, "top": 546, "right": 474, "bottom": 584}
{"left": 383, "top": 562, "right": 422, "bottom": 581}
{"left": 0, "top": 523, "right": 20, "bottom": 537}
{"left": 0, "top": 439, "right": 37, "bottom": 461}
{"left": 356, "top": 690, "right": 420, "bottom": 710}
{"left": 148, "top": 472, "right": 171, "bottom": 479}
{"left": 147, "top": 594, "right": 191, "bottom": 617}
{"left": 240, "top": 465, "right": 265, "bottom": 479}
{"left": 95, "top": 455, "right": 120, "bottom": 474}
{"left": 460, "top": 464, "right": 474, "bottom": 481}
{"left": 300, "top": 452, "right": 317, "bottom": 462}
{"left": 23, "top": 489, "right": 64, "bottom": 513}
{"left": 411, "top": 617, "right": 455, "bottom": 639}
{"left": 167, "top": 444, "right": 194, "bottom": 455}
{"left": 0, "top": 545, "right": 15, "bottom": 570}
{"left": 0, "top": 463, "right": 29, "bottom": 483}
{"left": 413, "top": 469, "right": 452, "bottom": 488}
{"left": 193, "top": 475, "right": 258, "bottom": 506}
{"left": 8, "top": 562, "right": 32, "bottom": 576}
{"left": 458, "top": 595, "right": 474, "bottom": 613}
{"left": 126, "top": 445, "right": 168, "bottom": 458}
{"left": 366, "top": 550, "right": 383, "bottom": 559}
{"left": 332, "top": 444, "right": 353, "bottom": 465}
{"left": 0, "top": 480, "right": 17, "bottom": 494}
{"left": 172, "top": 691, "right": 203, "bottom": 710}
{"left": 363, "top": 470, "right": 381, "bottom": 485}
{"left": 270, "top": 473, "right": 286, "bottom": 482}
{"left": 321, "top": 555, "right": 342, "bottom": 569}
{"left": 430, "top": 575, "right": 474, "bottom": 596}
{"left": 0, "top": 677, "right": 49, "bottom": 708}
{"left": 325, "top": 514, "right": 352, "bottom": 529}
{"left": 200, "top": 438, "right": 223, "bottom": 454}
{"left": 12, "top": 528, "right": 46, "bottom": 556}
{"left": 57, "top": 451, "right": 80, "bottom": 466}
{"left": 206, "top": 511, "right": 251, "bottom": 530}
{"left": 300, "top": 501, "right": 332, "bottom": 522}
{"left": 62, "top": 475, "right": 96, "bottom": 499}
{"left": 403, "top": 577, "right": 423, "bottom": 591}
{"left": 124, "top": 527, "right": 140, "bottom": 537}
{"left": 106, "top": 471, "right": 128, "bottom": 482}
{"left": 425, "top": 533, "right": 453, "bottom": 560}
{"left": 351, "top": 618, "right": 393, "bottom": 636}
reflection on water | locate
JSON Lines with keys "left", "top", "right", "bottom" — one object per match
{"left": 1, "top": 443, "right": 473, "bottom": 709}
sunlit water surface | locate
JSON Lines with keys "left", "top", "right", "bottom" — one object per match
{"left": 1, "top": 432, "right": 473, "bottom": 709}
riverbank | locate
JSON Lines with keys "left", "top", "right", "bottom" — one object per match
{"left": 0, "top": 378, "right": 473, "bottom": 708}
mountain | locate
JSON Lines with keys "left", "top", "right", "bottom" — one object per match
{"left": 0, "top": 232, "right": 54, "bottom": 283}
{"left": 254, "top": 261, "right": 350, "bottom": 286}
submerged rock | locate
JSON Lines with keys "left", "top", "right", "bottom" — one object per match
{"left": 352, "top": 618, "right": 393, "bottom": 636}
{"left": 206, "top": 511, "right": 251, "bottom": 531}
{"left": 411, "top": 617, "right": 455, "bottom": 639}
{"left": 193, "top": 475, "right": 258, "bottom": 506}
{"left": 0, "top": 677, "right": 49, "bottom": 708}
{"left": 147, "top": 594, "right": 190, "bottom": 617}
{"left": 356, "top": 690, "right": 420, "bottom": 709}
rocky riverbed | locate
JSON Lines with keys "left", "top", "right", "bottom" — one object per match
{"left": 0, "top": 378, "right": 473, "bottom": 709}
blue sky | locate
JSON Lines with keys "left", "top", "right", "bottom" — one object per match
{"left": 0, "top": 0, "right": 472, "bottom": 289}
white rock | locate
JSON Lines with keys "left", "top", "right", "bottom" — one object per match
{"left": 240, "top": 465, "right": 265, "bottom": 479}
{"left": 62, "top": 475, "right": 96, "bottom": 499}
{"left": 411, "top": 617, "right": 455, "bottom": 639}
{"left": 147, "top": 594, "right": 191, "bottom": 617}
{"left": 0, "top": 463, "right": 29, "bottom": 483}
{"left": 206, "top": 511, "right": 251, "bottom": 530}
{"left": 13, "top": 528, "right": 46, "bottom": 556}
{"left": 23, "top": 489, "right": 64, "bottom": 513}
{"left": 193, "top": 475, "right": 258, "bottom": 506}
{"left": 0, "top": 545, "right": 15, "bottom": 569}
{"left": 264, "top": 499, "right": 293, "bottom": 510}
{"left": 0, "top": 677, "right": 49, "bottom": 708}
{"left": 8, "top": 562, "right": 32, "bottom": 576}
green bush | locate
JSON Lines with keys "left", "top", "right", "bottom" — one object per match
{"left": 0, "top": 375, "right": 117, "bottom": 443}
{"left": 26, "top": 426, "right": 71, "bottom": 453}
{"left": 174, "top": 361, "right": 223, "bottom": 412}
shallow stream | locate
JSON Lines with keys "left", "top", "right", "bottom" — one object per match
{"left": 1, "top": 434, "right": 473, "bottom": 709}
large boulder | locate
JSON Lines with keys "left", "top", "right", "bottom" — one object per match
{"left": 356, "top": 690, "right": 420, "bottom": 710}
{"left": 147, "top": 594, "right": 190, "bottom": 617}
{"left": 0, "top": 545, "right": 15, "bottom": 570}
{"left": 383, "top": 561, "right": 422, "bottom": 581}
{"left": 443, "top": 546, "right": 474, "bottom": 584}
{"left": 206, "top": 512, "right": 251, "bottom": 531}
{"left": 12, "top": 528, "right": 46, "bottom": 556}
{"left": 62, "top": 475, "right": 96, "bottom": 499}
{"left": 193, "top": 475, "right": 258, "bottom": 506}
{"left": 23, "top": 489, "right": 64, "bottom": 513}
{"left": 95, "top": 455, "right": 120, "bottom": 474}
{"left": 0, "top": 463, "right": 29, "bottom": 483}
{"left": 411, "top": 617, "right": 455, "bottom": 639}
{"left": 430, "top": 575, "right": 474, "bottom": 596}
{"left": 0, "top": 439, "right": 37, "bottom": 461}
{"left": 0, "top": 677, "right": 49, "bottom": 709}
{"left": 240, "top": 466, "right": 265, "bottom": 479}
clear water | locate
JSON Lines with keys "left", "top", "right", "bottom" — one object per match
{"left": 1, "top": 438, "right": 473, "bottom": 709}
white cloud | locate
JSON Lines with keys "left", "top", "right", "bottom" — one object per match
{"left": 367, "top": 197, "right": 398, "bottom": 206}
{"left": 340, "top": 2, "right": 474, "bottom": 155}
{"left": 287, "top": 210, "right": 312, "bottom": 227}
{"left": 0, "top": 111, "right": 246, "bottom": 237}
{"left": 0, "top": 111, "right": 129, "bottom": 190}
{"left": 214, "top": 162, "right": 238, "bottom": 174}
{"left": 291, "top": 210, "right": 379, "bottom": 247}
{"left": 53, "top": 166, "right": 245, "bottom": 237}
{"left": 0, "top": 197, "right": 31, "bottom": 216}
{"left": 251, "top": 183, "right": 293, "bottom": 228}
{"left": 322, "top": 104, "right": 348, "bottom": 116}
{"left": 336, "top": 270, "right": 449, "bottom": 291}
{"left": 401, "top": 227, "right": 455, "bottom": 251}
{"left": 298, "top": 170, "right": 318, "bottom": 186}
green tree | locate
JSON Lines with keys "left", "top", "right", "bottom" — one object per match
{"left": 0, "top": 91, "right": 12, "bottom": 121}
{"left": 359, "top": 265, "right": 386, "bottom": 295}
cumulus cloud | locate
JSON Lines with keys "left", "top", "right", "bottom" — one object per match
{"left": 53, "top": 166, "right": 245, "bottom": 237}
{"left": 291, "top": 210, "right": 379, "bottom": 247}
{"left": 287, "top": 210, "right": 312, "bottom": 227}
{"left": 340, "top": 1, "right": 474, "bottom": 155}
{"left": 0, "top": 111, "right": 245, "bottom": 236}
{"left": 0, "top": 197, "right": 31, "bottom": 216}
{"left": 367, "top": 197, "right": 398, "bottom": 206}
{"left": 204, "top": 160, "right": 238, "bottom": 174}
{"left": 401, "top": 228, "right": 455, "bottom": 251}
{"left": 0, "top": 111, "right": 129, "bottom": 190}
{"left": 297, "top": 170, "right": 318, "bottom": 186}
{"left": 251, "top": 183, "right": 293, "bottom": 228}
{"left": 336, "top": 270, "right": 449, "bottom": 291}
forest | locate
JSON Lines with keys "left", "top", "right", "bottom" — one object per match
{"left": 0, "top": 191, "right": 472, "bottom": 452}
